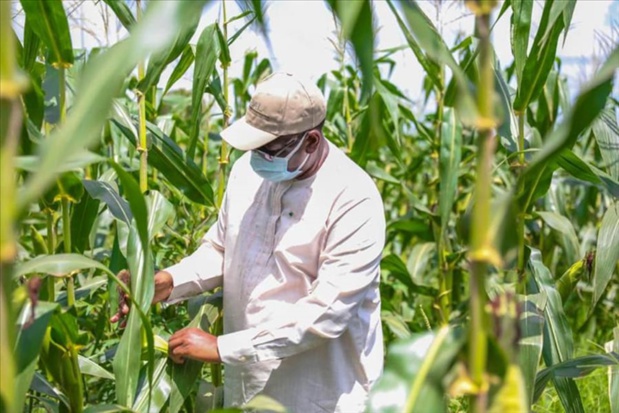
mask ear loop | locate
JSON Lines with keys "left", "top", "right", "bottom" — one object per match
{"left": 288, "top": 132, "right": 311, "bottom": 173}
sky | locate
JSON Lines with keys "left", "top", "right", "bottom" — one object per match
{"left": 11, "top": 0, "right": 619, "bottom": 110}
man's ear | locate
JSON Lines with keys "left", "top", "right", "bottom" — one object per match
{"left": 305, "top": 130, "right": 322, "bottom": 153}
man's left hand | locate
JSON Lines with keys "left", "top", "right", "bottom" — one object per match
{"left": 168, "top": 327, "right": 221, "bottom": 364}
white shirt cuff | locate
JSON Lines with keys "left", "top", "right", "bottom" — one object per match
{"left": 217, "top": 329, "right": 258, "bottom": 365}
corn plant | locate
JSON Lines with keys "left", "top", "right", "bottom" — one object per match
{"left": 4, "top": 0, "right": 619, "bottom": 413}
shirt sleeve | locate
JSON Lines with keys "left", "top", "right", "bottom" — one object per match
{"left": 217, "top": 191, "right": 385, "bottom": 365}
{"left": 163, "top": 194, "right": 227, "bottom": 304}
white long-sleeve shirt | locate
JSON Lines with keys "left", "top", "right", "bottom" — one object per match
{"left": 164, "top": 141, "right": 385, "bottom": 413}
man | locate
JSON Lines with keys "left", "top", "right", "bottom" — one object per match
{"left": 113, "top": 72, "right": 386, "bottom": 412}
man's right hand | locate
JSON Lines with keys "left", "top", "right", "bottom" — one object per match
{"left": 110, "top": 270, "right": 174, "bottom": 324}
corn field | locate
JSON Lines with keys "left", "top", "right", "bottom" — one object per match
{"left": 1, "top": 0, "right": 618, "bottom": 412}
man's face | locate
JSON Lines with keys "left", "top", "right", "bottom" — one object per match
{"left": 254, "top": 133, "right": 308, "bottom": 172}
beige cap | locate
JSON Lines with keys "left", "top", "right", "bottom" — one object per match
{"left": 220, "top": 72, "right": 326, "bottom": 151}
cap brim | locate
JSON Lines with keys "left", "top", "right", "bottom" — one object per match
{"left": 220, "top": 116, "right": 277, "bottom": 151}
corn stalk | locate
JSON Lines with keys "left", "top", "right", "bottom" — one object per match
{"left": 136, "top": 0, "right": 148, "bottom": 193}
{"left": 466, "top": 1, "right": 497, "bottom": 412}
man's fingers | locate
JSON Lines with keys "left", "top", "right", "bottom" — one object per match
{"left": 169, "top": 343, "right": 186, "bottom": 364}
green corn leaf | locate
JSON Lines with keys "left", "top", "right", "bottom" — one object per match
{"left": 18, "top": 0, "right": 210, "bottom": 210}
{"left": 395, "top": 0, "right": 477, "bottom": 125}
{"left": 592, "top": 108, "right": 619, "bottom": 181}
{"left": 216, "top": 25, "right": 232, "bottom": 66}
{"left": 517, "top": 46, "right": 619, "bottom": 207}
{"left": 15, "top": 151, "right": 106, "bottom": 173}
{"left": 518, "top": 293, "right": 546, "bottom": 406}
{"left": 528, "top": 248, "right": 584, "bottom": 413}
{"left": 78, "top": 355, "right": 114, "bottom": 380}
{"left": 83, "top": 180, "right": 133, "bottom": 225}
{"left": 557, "top": 150, "right": 619, "bottom": 198}
{"left": 534, "top": 351, "right": 619, "bottom": 403}
{"left": 327, "top": 0, "right": 374, "bottom": 100}
{"left": 494, "top": 66, "right": 519, "bottom": 153}
{"left": 374, "top": 76, "right": 403, "bottom": 161}
{"left": 110, "top": 162, "right": 155, "bottom": 408}
{"left": 510, "top": 0, "right": 533, "bottom": 82}
{"left": 19, "top": 0, "right": 73, "bottom": 67}
{"left": 145, "top": 191, "right": 174, "bottom": 241}
{"left": 137, "top": 11, "right": 202, "bottom": 93}
{"left": 22, "top": 17, "right": 41, "bottom": 72}
{"left": 536, "top": 211, "right": 580, "bottom": 266}
{"left": 406, "top": 242, "right": 436, "bottom": 285}
{"left": 438, "top": 109, "right": 462, "bottom": 238}
{"left": 367, "top": 326, "right": 462, "bottom": 413}
{"left": 112, "top": 116, "right": 214, "bottom": 206}
{"left": 187, "top": 23, "right": 221, "bottom": 159}
{"left": 591, "top": 202, "right": 619, "bottom": 311}
{"left": 132, "top": 358, "right": 171, "bottom": 413}
{"left": 83, "top": 405, "right": 133, "bottom": 413}
{"left": 14, "top": 301, "right": 58, "bottom": 413}
{"left": 513, "top": 0, "right": 564, "bottom": 111}
{"left": 381, "top": 254, "right": 439, "bottom": 297}
{"left": 101, "top": 0, "right": 136, "bottom": 31}
{"left": 227, "top": 15, "right": 257, "bottom": 46}
{"left": 70, "top": 188, "right": 101, "bottom": 254}
{"left": 386, "top": 0, "right": 441, "bottom": 89}
{"left": 163, "top": 45, "right": 195, "bottom": 95}
{"left": 13, "top": 253, "right": 111, "bottom": 279}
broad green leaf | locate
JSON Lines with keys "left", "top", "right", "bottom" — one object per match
{"left": 137, "top": 10, "right": 201, "bottom": 93}
{"left": 22, "top": 17, "right": 41, "bottom": 72}
{"left": 374, "top": 77, "right": 402, "bottom": 161}
{"left": 20, "top": 0, "right": 74, "bottom": 67}
{"left": 534, "top": 352, "right": 619, "bottom": 402}
{"left": 386, "top": 0, "right": 441, "bottom": 89}
{"left": 381, "top": 254, "right": 438, "bottom": 297}
{"left": 14, "top": 151, "right": 106, "bottom": 173}
{"left": 78, "top": 355, "right": 114, "bottom": 380}
{"left": 14, "top": 301, "right": 58, "bottom": 413}
{"left": 510, "top": 0, "right": 533, "bottom": 81}
{"left": 513, "top": 0, "right": 564, "bottom": 111}
{"left": 110, "top": 163, "right": 155, "bottom": 407}
{"left": 366, "top": 161, "right": 400, "bottom": 184}
{"left": 83, "top": 180, "right": 133, "bottom": 225}
{"left": 187, "top": 23, "right": 221, "bottom": 159}
{"left": 592, "top": 108, "right": 619, "bottom": 181}
{"left": 406, "top": 242, "right": 436, "bottom": 285}
{"left": 84, "top": 406, "right": 133, "bottom": 413}
{"left": 395, "top": 0, "right": 477, "bottom": 124}
{"left": 494, "top": 67, "right": 519, "bottom": 153}
{"left": 101, "top": 0, "right": 136, "bottom": 31}
{"left": 518, "top": 46, "right": 619, "bottom": 205}
{"left": 528, "top": 248, "right": 584, "bottom": 413}
{"left": 145, "top": 191, "right": 174, "bottom": 241}
{"left": 13, "top": 253, "right": 111, "bottom": 279}
{"left": 592, "top": 202, "right": 619, "bottom": 310}
{"left": 112, "top": 117, "right": 214, "bottom": 206}
{"left": 536, "top": 211, "right": 580, "bottom": 265}
{"left": 381, "top": 312, "right": 412, "bottom": 339}
{"left": 518, "top": 293, "right": 546, "bottom": 406}
{"left": 163, "top": 45, "right": 194, "bottom": 95}
{"left": 327, "top": 0, "right": 374, "bottom": 100}
{"left": 215, "top": 25, "right": 231, "bottom": 66}
{"left": 18, "top": 0, "right": 210, "bottom": 210}
{"left": 227, "top": 15, "right": 257, "bottom": 46}
{"left": 30, "top": 372, "right": 70, "bottom": 408}
{"left": 557, "top": 150, "right": 619, "bottom": 198}
{"left": 438, "top": 110, "right": 462, "bottom": 238}
{"left": 132, "top": 358, "right": 171, "bottom": 413}
{"left": 70, "top": 188, "right": 101, "bottom": 253}
{"left": 367, "top": 326, "right": 462, "bottom": 413}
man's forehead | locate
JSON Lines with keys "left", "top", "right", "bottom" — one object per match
{"left": 263, "top": 134, "right": 298, "bottom": 148}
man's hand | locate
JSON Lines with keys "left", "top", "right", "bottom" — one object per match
{"left": 110, "top": 270, "right": 174, "bottom": 324}
{"left": 168, "top": 328, "right": 221, "bottom": 364}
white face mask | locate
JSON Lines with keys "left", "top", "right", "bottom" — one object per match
{"left": 250, "top": 133, "right": 310, "bottom": 182}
